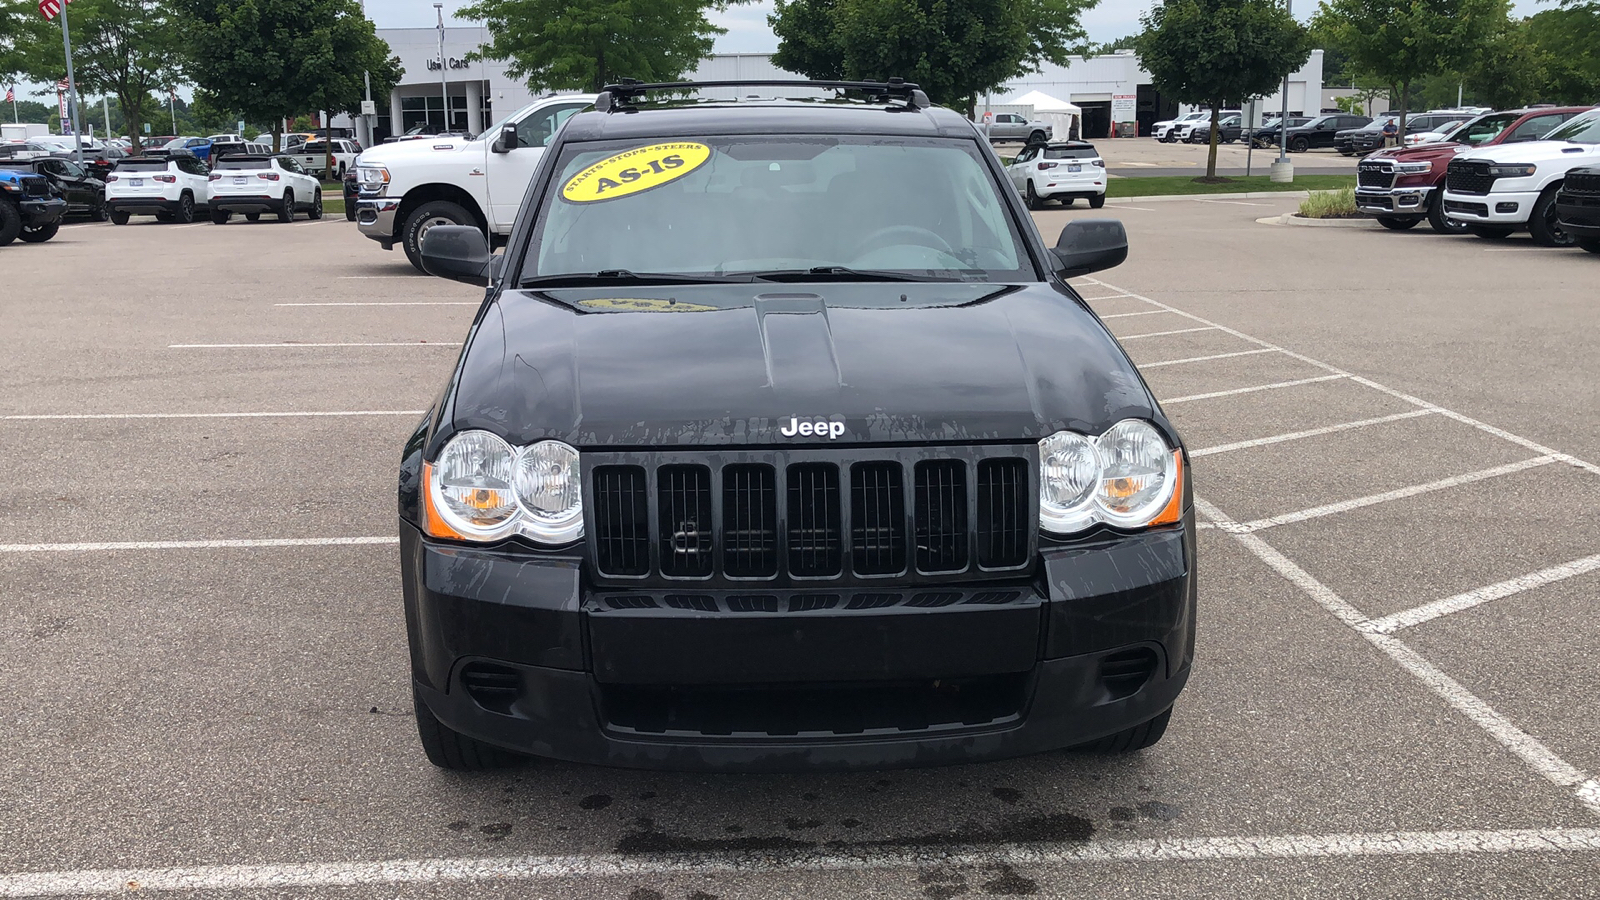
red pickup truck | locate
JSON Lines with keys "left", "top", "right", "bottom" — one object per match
{"left": 1355, "top": 106, "right": 1594, "bottom": 234}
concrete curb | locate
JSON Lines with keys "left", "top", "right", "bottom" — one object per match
{"left": 1108, "top": 190, "right": 1312, "bottom": 204}
{"left": 1256, "top": 213, "right": 1378, "bottom": 228}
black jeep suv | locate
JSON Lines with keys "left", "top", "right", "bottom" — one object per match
{"left": 1557, "top": 166, "right": 1600, "bottom": 254}
{"left": 400, "top": 79, "right": 1196, "bottom": 772}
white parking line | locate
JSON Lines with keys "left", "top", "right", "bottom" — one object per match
{"left": 1196, "top": 498, "right": 1600, "bottom": 819}
{"left": 0, "top": 536, "right": 399, "bottom": 553}
{"left": 1164, "top": 374, "right": 1346, "bottom": 404}
{"left": 1076, "top": 293, "right": 1133, "bottom": 302}
{"left": 1, "top": 410, "right": 424, "bottom": 421}
{"left": 274, "top": 302, "right": 477, "bottom": 307}
{"left": 1117, "top": 326, "right": 1218, "bottom": 340}
{"left": 1232, "top": 457, "right": 1558, "bottom": 533}
{"left": 338, "top": 275, "right": 425, "bottom": 279}
{"left": 294, "top": 219, "right": 332, "bottom": 226}
{"left": 3, "top": 828, "right": 1598, "bottom": 897}
{"left": 1140, "top": 348, "right": 1278, "bottom": 369}
{"left": 1191, "top": 410, "right": 1437, "bottom": 458}
{"left": 1369, "top": 553, "right": 1600, "bottom": 634}
{"left": 168, "top": 342, "right": 458, "bottom": 348}
{"left": 1194, "top": 199, "right": 1271, "bottom": 207}
{"left": 1096, "top": 309, "right": 1170, "bottom": 319}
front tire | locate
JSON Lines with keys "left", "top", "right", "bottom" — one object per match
{"left": 412, "top": 683, "right": 523, "bottom": 770}
{"left": 1428, "top": 195, "right": 1469, "bottom": 235}
{"left": 210, "top": 208, "right": 232, "bottom": 225}
{"left": 1290, "top": 136, "right": 1310, "bottom": 152}
{"left": 1074, "top": 707, "right": 1172, "bottom": 753}
{"left": 308, "top": 189, "right": 323, "bottom": 220}
{"left": 1527, "top": 187, "right": 1575, "bottom": 247}
{"left": 19, "top": 222, "right": 60, "bottom": 242}
{"left": 1028, "top": 130, "right": 1045, "bottom": 144}
{"left": 1468, "top": 225, "right": 1514, "bottom": 239}
{"left": 1025, "top": 180, "right": 1044, "bottom": 211}
{"left": 402, "top": 199, "right": 476, "bottom": 272}
{"left": 278, "top": 189, "right": 295, "bottom": 223}
{"left": 1089, "top": 194, "right": 1106, "bottom": 209}
{"left": 1377, "top": 216, "right": 1419, "bottom": 231}
{"left": 0, "top": 200, "right": 21, "bottom": 246}
{"left": 174, "top": 193, "right": 195, "bottom": 224}
{"left": 109, "top": 209, "right": 130, "bottom": 226}
{"left": 245, "top": 212, "right": 261, "bottom": 222}
{"left": 1578, "top": 237, "right": 1600, "bottom": 254}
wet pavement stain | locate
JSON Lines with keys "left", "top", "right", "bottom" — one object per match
{"left": 981, "top": 864, "right": 1037, "bottom": 895}
{"left": 627, "top": 889, "right": 664, "bottom": 900}
{"left": 990, "top": 787, "right": 1023, "bottom": 805}
{"left": 1137, "top": 800, "right": 1181, "bottom": 821}
{"left": 637, "top": 791, "right": 658, "bottom": 800}
{"left": 723, "top": 825, "right": 743, "bottom": 833}
{"left": 445, "top": 820, "right": 470, "bottom": 832}
{"left": 615, "top": 812, "right": 1094, "bottom": 856}
{"left": 840, "top": 818, "right": 862, "bottom": 829}
{"left": 1108, "top": 806, "right": 1136, "bottom": 822}
{"left": 686, "top": 892, "right": 720, "bottom": 900}
{"left": 918, "top": 866, "right": 969, "bottom": 899}
{"left": 616, "top": 832, "right": 816, "bottom": 854}
{"left": 784, "top": 817, "right": 824, "bottom": 831}
{"left": 579, "top": 793, "right": 613, "bottom": 810}
{"left": 477, "top": 822, "right": 512, "bottom": 841}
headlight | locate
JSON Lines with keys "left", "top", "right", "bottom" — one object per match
{"left": 424, "top": 431, "right": 584, "bottom": 545}
{"left": 1394, "top": 161, "right": 1432, "bottom": 174}
{"left": 356, "top": 165, "right": 389, "bottom": 194}
{"left": 1487, "top": 164, "right": 1537, "bottom": 177}
{"left": 1039, "top": 420, "right": 1183, "bottom": 535}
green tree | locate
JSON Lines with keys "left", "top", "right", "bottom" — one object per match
{"left": 177, "top": 0, "right": 402, "bottom": 170}
{"left": 771, "top": 0, "right": 1098, "bottom": 113}
{"left": 1526, "top": 6, "right": 1600, "bottom": 105}
{"left": 1, "top": 3, "right": 53, "bottom": 84}
{"left": 1134, "top": 0, "right": 1310, "bottom": 179}
{"left": 2, "top": 0, "right": 182, "bottom": 151}
{"left": 459, "top": 0, "right": 735, "bottom": 93}
{"left": 1311, "top": 0, "right": 1504, "bottom": 137}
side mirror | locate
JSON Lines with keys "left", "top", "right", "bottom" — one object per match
{"left": 492, "top": 124, "right": 518, "bottom": 154}
{"left": 1050, "top": 219, "right": 1128, "bottom": 278}
{"left": 420, "top": 225, "right": 492, "bottom": 286}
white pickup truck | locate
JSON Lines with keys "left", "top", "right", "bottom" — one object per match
{"left": 291, "top": 139, "right": 361, "bottom": 178}
{"left": 355, "top": 93, "right": 595, "bottom": 270}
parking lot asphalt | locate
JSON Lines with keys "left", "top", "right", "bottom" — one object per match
{"left": 3, "top": 205, "right": 1598, "bottom": 898}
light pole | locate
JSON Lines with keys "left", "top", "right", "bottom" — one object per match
{"left": 435, "top": 3, "right": 448, "bottom": 134}
{"left": 58, "top": 2, "right": 85, "bottom": 163}
{"left": 1270, "top": 0, "right": 1294, "bottom": 183}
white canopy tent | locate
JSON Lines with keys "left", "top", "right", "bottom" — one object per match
{"left": 1002, "top": 89, "right": 1083, "bottom": 141}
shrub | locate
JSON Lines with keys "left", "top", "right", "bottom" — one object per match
{"left": 1298, "top": 187, "right": 1358, "bottom": 218}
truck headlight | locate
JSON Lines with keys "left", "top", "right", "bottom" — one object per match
{"left": 1487, "top": 164, "right": 1537, "bottom": 178}
{"left": 423, "top": 431, "right": 584, "bottom": 545}
{"left": 356, "top": 165, "right": 390, "bottom": 194}
{"left": 1394, "top": 161, "right": 1432, "bottom": 174}
{"left": 1039, "top": 420, "right": 1184, "bottom": 535}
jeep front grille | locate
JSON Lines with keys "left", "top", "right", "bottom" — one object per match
{"left": 587, "top": 447, "right": 1036, "bottom": 585}
{"left": 1446, "top": 160, "right": 1496, "bottom": 195}
{"left": 1564, "top": 170, "right": 1600, "bottom": 196}
{"left": 20, "top": 174, "right": 49, "bottom": 198}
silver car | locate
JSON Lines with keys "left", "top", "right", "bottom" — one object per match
{"left": 985, "top": 113, "right": 1053, "bottom": 143}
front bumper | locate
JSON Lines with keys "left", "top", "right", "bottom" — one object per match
{"left": 1355, "top": 185, "right": 1435, "bottom": 218}
{"left": 357, "top": 198, "right": 401, "bottom": 249}
{"left": 1441, "top": 189, "right": 1540, "bottom": 225}
{"left": 17, "top": 196, "right": 67, "bottom": 227}
{"left": 1556, "top": 194, "right": 1600, "bottom": 238}
{"left": 401, "top": 515, "right": 1197, "bottom": 771}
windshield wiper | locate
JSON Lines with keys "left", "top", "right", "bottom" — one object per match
{"left": 749, "top": 266, "right": 952, "bottom": 283}
{"left": 520, "top": 269, "right": 754, "bottom": 287}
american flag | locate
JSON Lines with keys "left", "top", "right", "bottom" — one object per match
{"left": 39, "top": 0, "right": 70, "bottom": 22}
{"left": 5, "top": 88, "right": 14, "bottom": 104}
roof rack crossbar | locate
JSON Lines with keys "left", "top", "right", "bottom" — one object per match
{"left": 595, "top": 78, "right": 931, "bottom": 112}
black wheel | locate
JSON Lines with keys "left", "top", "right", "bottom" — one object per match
{"left": 1428, "top": 194, "right": 1469, "bottom": 235}
{"left": 1339, "top": 149, "right": 1354, "bottom": 157}
{"left": 1290, "top": 136, "right": 1310, "bottom": 152}
{"left": 1377, "top": 216, "right": 1419, "bottom": 231}
{"left": 245, "top": 212, "right": 261, "bottom": 222}
{"left": 412, "top": 683, "right": 523, "bottom": 771}
{"left": 0, "top": 199, "right": 21, "bottom": 246}
{"left": 92, "top": 197, "right": 108, "bottom": 221}
{"left": 1028, "top": 130, "right": 1045, "bottom": 144}
{"left": 155, "top": 211, "right": 174, "bottom": 222}
{"left": 402, "top": 199, "right": 476, "bottom": 272}
{"left": 1089, "top": 194, "right": 1106, "bottom": 209}
{"left": 174, "top": 193, "right": 195, "bottom": 224}
{"left": 344, "top": 201, "right": 356, "bottom": 222}
{"left": 109, "top": 209, "right": 130, "bottom": 226}
{"left": 18, "top": 222, "right": 59, "bottom": 242}
{"left": 1025, "top": 180, "right": 1044, "bottom": 211}
{"left": 1468, "top": 225, "right": 1514, "bottom": 240}
{"left": 278, "top": 189, "right": 295, "bottom": 222}
{"left": 308, "top": 189, "right": 323, "bottom": 220}
{"left": 1074, "top": 707, "right": 1173, "bottom": 753}
{"left": 1578, "top": 237, "right": 1600, "bottom": 254}
{"left": 210, "top": 208, "right": 231, "bottom": 224}
{"left": 1527, "top": 186, "right": 1575, "bottom": 247}
{"left": 1060, "top": 197, "right": 1075, "bottom": 207}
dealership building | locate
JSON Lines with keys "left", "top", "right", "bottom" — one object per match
{"left": 355, "top": 29, "right": 1324, "bottom": 142}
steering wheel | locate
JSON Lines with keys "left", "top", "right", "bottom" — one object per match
{"left": 855, "top": 224, "right": 956, "bottom": 258}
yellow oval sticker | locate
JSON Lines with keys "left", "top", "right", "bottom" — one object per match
{"left": 577, "top": 298, "right": 717, "bottom": 313}
{"left": 560, "top": 142, "right": 712, "bottom": 204}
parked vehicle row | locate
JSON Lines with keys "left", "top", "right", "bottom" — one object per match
{"left": 1354, "top": 106, "right": 1600, "bottom": 252}
{"left": 0, "top": 156, "right": 107, "bottom": 220}
{"left": 103, "top": 153, "right": 326, "bottom": 225}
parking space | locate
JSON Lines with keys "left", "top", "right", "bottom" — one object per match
{"left": 2, "top": 201, "right": 1598, "bottom": 898}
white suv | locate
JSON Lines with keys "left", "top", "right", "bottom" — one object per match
{"left": 1153, "top": 111, "right": 1210, "bottom": 141}
{"left": 104, "top": 156, "right": 212, "bottom": 224}
{"left": 1006, "top": 141, "right": 1107, "bottom": 209}
{"left": 208, "top": 154, "right": 323, "bottom": 223}
{"left": 1441, "top": 109, "right": 1600, "bottom": 246}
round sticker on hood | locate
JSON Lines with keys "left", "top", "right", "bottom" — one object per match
{"left": 561, "top": 142, "right": 711, "bottom": 203}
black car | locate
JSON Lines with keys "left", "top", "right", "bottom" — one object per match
{"left": 1335, "top": 115, "right": 1400, "bottom": 156}
{"left": 51, "top": 145, "right": 127, "bottom": 181}
{"left": 1281, "top": 114, "right": 1371, "bottom": 152}
{"left": 1185, "top": 114, "right": 1244, "bottom": 144}
{"left": 0, "top": 167, "right": 67, "bottom": 244}
{"left": 1556, "top": 166, "right": 1600, "bottom": 254}
{"left": 1249, "top": 116, "right": 1310, "bottom": 147}
{"left": 1, "top": 157, "right": 106, "bottom": 219}
{"left": 399, "top": 79, "right": 1196, "bottom": 772}
{"left": 342, "top": 166, "right": 359, "bottom": 221}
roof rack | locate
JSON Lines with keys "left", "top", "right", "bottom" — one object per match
{"left": 595, "top": 78, "right": 931, "bottom": 112}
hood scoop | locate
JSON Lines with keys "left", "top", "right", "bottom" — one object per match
{"left": 755, "top": 292, "right": 844, "bottom": 396}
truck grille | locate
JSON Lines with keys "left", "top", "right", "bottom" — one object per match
{"left": 587, "top": 447, "right": 1036, "bottom": 585}
{"left": 19, "top": 174, "right": 49, "bottom": 198}
{"left": 1446, "top": 160, "right": 1496, "bottom": 195}
{"left": 1563, "top": 170, "right": 1600, "bottom": 196}
{"left": 1357, "top": 163, "right": 1394, "bottom": 190}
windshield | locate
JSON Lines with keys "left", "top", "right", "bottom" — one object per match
{"left": 1544, "top": 111, "right": 1600, "bottom": 144}
{"left": 1448, "top": 113, "right": 1517, "bottom": 145}
{"left": 525, "top": 136, "right": 1034, "bottom": 283}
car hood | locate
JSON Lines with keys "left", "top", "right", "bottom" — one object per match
{"left": 355, "top": 136, "right": 479, "bottom": 167}
{"left": 445, "top": 282, "right": 1163, "bottom": 448}
{"left": 1364, "top": 143, "right": 1464, "bottom": 163}
{"left": 1455, "top": 140, "right": 1600, "bottom": 165}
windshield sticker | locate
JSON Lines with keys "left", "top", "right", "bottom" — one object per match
{"left": 577, "top": 298, "right": 717, "bottom": 313}
{"left": 560, "top": 142, "right": 711, "bottom": 203}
